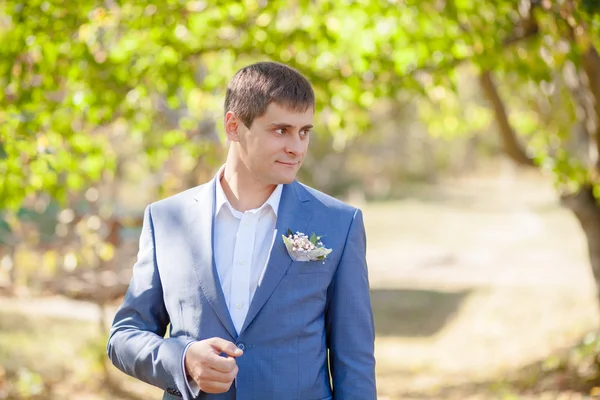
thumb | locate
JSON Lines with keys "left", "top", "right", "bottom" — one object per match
{"left": 209, "top": 337, "right": 243, "bottom": 357}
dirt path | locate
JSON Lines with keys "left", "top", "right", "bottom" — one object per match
{"left": 362, "top": 173, "right": 600, "bottom": 398}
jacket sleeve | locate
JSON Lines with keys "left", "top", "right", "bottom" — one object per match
{"left": 106, "top": 205, "right": 194, "bottom": 399}
{"left": 325, "top": 209, "right": 377, "bottom": 399}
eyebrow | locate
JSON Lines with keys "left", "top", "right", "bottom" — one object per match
{"left": 267, "top": 122, "right": 313, "bottom": 130}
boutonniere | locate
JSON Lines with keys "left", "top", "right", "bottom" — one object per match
{"left": 282, "top": 229, "right": 332, "bottom": 262}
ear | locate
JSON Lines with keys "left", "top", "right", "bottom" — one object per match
{"left": 225, "top": 111, "right": 243, "bottom": 142}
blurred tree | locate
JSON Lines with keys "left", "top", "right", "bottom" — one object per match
{"left": 399, "top": 0, "right": 600, "bottom": 309}
{"left": 406, "top": 0, "right": 600, "bottom": 306}
{"left": 3, "top": 0, "right": 600, "bottom": 315}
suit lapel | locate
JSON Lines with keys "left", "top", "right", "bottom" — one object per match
{"left": 188, "top": 178, "right": 238, "bottom": 340}
{"left": 240, "top": 181, "right": 313, "bottom": 334}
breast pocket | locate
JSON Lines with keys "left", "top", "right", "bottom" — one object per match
{"left": 286, "top": 260, "right": 332, "bottom": 275}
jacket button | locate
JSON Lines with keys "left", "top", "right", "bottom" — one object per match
{"left": 237, "top": 342, "right": 246, "bottom": 351}
{"left": 166, "top": 387, "right": 182, "bottom": 397}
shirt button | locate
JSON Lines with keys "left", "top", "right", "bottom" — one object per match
{"left": 236, "top": 303, "right": 243, "bottom": 309}
{"left": 238, "top": 260, "right": 244, "bottom": 265}
{"left": 237, "top": 342, "right": 246, "bottom": 351}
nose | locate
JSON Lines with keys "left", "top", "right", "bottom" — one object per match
{"left": 285, "top": 132, "right": 305, "bottom": 156}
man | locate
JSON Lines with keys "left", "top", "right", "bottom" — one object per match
{"left": 107, "top": 62, "right": 376, "bottom": 400}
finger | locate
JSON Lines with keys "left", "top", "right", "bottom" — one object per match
{"left": 208, "top": 354, "right": 237, "bottom": 373}
{"left": 208, "top": 337, "right": 243, "bottom": 357}
{"left": 198, "top": 380, "right": 233, "bottom": 394}
{"left": 196, "top": 367, "right": 237, "bottom": 384}
{"left": 211, "top": 365, "right": 239, "bottom": 384}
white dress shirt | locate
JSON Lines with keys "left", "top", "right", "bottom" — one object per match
{"left": 213, "top": 168, "right": 283, "bottom": 333}
{"left": 184, "top": 166, "right": 283, "bottom": 395}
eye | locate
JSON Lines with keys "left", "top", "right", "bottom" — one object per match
{"left": 275, "top": 128, "right": 286, "bottom": 135}
{"left": 300, "top": 129, "right": 311, "bottom": 137}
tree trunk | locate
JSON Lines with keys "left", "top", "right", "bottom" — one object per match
{"left": 561, "top": 186, "right": 600, "bottom": 303}
{"left": 479, "top": 70, "right": 536, "bottom": 167}
{"left": 580, "top": 38, "right": 600, "bottom": 172}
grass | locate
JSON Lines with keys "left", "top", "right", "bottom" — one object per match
{"left": 0, "top": 309, "right": 161, "bottom": 400}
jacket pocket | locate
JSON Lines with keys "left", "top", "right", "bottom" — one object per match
{"left": 286, "top": 260, "right": 332, "bottom": 275}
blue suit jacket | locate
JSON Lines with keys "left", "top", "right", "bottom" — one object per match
{"left": 107, "top": 178, "right": 376, "bottom": 400}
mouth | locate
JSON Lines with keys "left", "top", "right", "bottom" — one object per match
{"left": 276, "top": 161, "right": 299, "bottom": 167}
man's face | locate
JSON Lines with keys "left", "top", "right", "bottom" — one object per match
{"left": 227, "top": 102, "right": 313, "bottom": 185}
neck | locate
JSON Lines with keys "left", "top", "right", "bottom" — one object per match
{"left": 221, "top": 154, "right": 277, "bottom": 212}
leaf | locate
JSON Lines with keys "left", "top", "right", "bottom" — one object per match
{"left": 0, "top": 219, "right": 11, "bottom": 235}
{"left": 281, "top": 234, "right": 294, "bottom": 253}
{"left": 16, "top": 207, "right": 38, "bottom": 221}
{"left": 309, "top": 232, "right": 318, "bottom": 245}
{"left": 287, "top": 228, "right": 293, "bottom": 237}
{"left": 0, "top": 217, "right": 12, "bottom": 245}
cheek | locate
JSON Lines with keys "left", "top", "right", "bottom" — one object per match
{"left": 296, "top": 139, "right": 309, "bottom": 156}
{"left": 248, "top": 136, "right": 271, "bottom": 155}
{"left": 249, "top": 142, "right": 277, "bottom": 165}
{"left": 264, "top": 140, "right": 284, "bottom": 156}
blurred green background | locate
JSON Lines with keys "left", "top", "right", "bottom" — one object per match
{"left": 2, "top": 0, "right": 600, "bottom": 399}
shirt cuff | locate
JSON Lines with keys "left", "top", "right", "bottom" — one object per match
{"left": 182, "top": 341, "right": 201, "bottom": 397}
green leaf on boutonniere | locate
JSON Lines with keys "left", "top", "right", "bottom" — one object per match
{"left": 287, "top": 228, "right": 293, "bottom": 237}
{"left": 309, "top": 232, "right": 318, "bottom": 245}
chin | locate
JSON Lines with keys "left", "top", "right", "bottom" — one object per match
{"left": 271, "top": 163, "right": 300, "bottom": 184}
{"left": 273, "top": 171, "right": 297, "bottom": 185}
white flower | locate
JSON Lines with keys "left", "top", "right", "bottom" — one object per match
{"left": 282, "top": 230, "right": 332, "bottom": 262}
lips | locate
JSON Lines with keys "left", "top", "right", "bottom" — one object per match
{"left": 276, "top": 161, "right": 298, "bottom": 166}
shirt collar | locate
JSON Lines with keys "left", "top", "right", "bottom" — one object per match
{"left": 214, "top": 165, "right": 283, "bottom": 218}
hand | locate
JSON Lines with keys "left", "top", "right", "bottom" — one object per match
{"left": 184, "top": 337, "right": 243, "bottom": 394}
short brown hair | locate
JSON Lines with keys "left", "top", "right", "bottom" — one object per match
{"left": 224, "top": 62, "right": 315, "bottom": 128}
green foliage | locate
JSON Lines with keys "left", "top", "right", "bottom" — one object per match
{"left": 0, "top": 0, "right": 520, "bottom": 209}
{"left": 1, "top": 0, "right": 600, "bottom": 212}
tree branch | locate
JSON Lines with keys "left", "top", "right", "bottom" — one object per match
{"left": 478, "top": 70, "right": 536, "bottom": 167}
{"left": 580, "top": 45, "right": 600, "bottom": 172}
{"left": 450, "top": 0, "right": 539, "bottom": 167}
{"left": 553, "top": 0, "right": 600, "bottom": 173}
{"left": 407, "top": 18, "right": 540, "bottom": 80}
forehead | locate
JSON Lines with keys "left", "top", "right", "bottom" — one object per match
{"left": 256, "top": 102, "right": 314, "bottom": 126}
